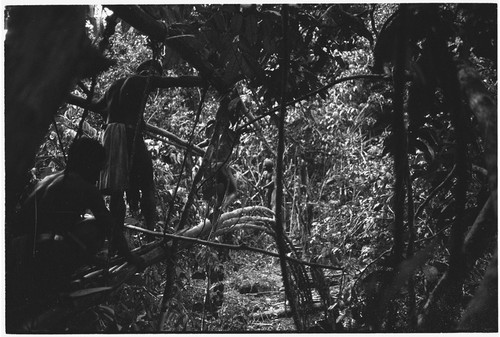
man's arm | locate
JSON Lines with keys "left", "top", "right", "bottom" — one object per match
{"left": 67, "top": 75, "right": 203, "bottom": 113}
{"left": 66, "top": 94, "right": 107, "bottom": 119}
{"left": 91, "top": 95, "right": 108, "bottom": 116}
{"left": 66, "top": 79, "right": 125, "bottom": 118}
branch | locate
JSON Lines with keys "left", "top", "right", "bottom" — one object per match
{"left": 472, "top": 164, "right": 488, "bottom": 177}
{"left": 77, "top": 81, "right": 91, "bottom": 96}
{"left": 217, "top": 216, "right": 275, "bottom": 230}
{"left": 369, "top": 4, "right": 378, "bottom": 37}
{"left": 106, "top": 6, "right": 227, "bottom": 92}
{"left": 216, "top": 223, "right": 274, "bottom": 236}
{"left": 144, "top": 124, "right": 204, "bottom": 156}
{"left": 463, "top": 197, "right": 496, "bottom": 268}
{"left": 415, "top": 165, "right": 456, "bottom": 219}
{"left": 19, "top": 205, "right": 335, "bottom": 331}
{"left": 353, "top": 248, "right": 392, "bottom": 289}
{"left": 124, "top": 224, "right": 343, "bottom": 271}
{"left": 152, "top": 75, "right": 205, "bottom": 89}
{"left": 237, "top": 73, "right": 389, "bottom": 132}
{"left": 106, "top": 5, "right": 167, "bottom": 41}
{"left": 220, "top": 205, "right": 275, "bottom": 221}
{"left": 65, "top": 93, "right": 202, "bottom": 155}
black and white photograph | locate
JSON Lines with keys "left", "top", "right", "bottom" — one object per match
{"left": 4, "top": 3, "right": 497, "bottom": 333}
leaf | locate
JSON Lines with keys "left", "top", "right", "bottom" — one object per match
{"left": 262, "top": 35, "right": 277, "bottom": 55}
{"left": 202, "top": 26, "right": 218, "bottom": 44}
{"left": 213, "top": 12, "right": 226, "bottom": 31}
{"left": 63, "top": 128, "right": 79, "bottom": 144}
{"left": 164, "top": 6, "right": 182, "bottom": 25}
{"left": 261, "top": 17, "right": 277, "bottom": 55}
{"left": 175, "top": 34, "right": 206, "bottom": 52}
{"left": 120, "top": 19, "right": 131, "bottom": 34}
{"left": 381, "top": 241, "right": 437, "bottom": 305}
{"left": 415, "top": 138, "right": 435, "bottom": 163}
{"left": 241, "top": 53, "right": 266, "bottom": 83}
{"left": 230, "top": 12, "right": 243, "bottom": 33}
{"left": 244, "top": 14, "right": 258, "bottom": 45}
{"left": 228, "top": 96, "right": 242, "bottom": 112}
{"left": 97, "top": 305, "right": 116, "bottom": 319}
{"left": 68, "top": 287, "right": 113, "bottom": 298}
{"left": 221, "top": 45, "right": 242, "bottom": 85}
{"left": 82, "top": 120, "right": 97, "bottom": 137}
{"left": 262, "top": 9, "right": 281, "bottom": 19}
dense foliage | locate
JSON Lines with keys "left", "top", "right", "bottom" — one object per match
{"left": 6, "top": 3, "right": 497, "bottom": 332}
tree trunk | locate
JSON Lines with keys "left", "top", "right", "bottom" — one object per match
{"left": 458, "top": 66, "right": 497, "bottom": 213}
{"left": 5, "top": 6, "right": 101, "bottom": 230}
{"left": 458, "top": 250, "right": 498, "bottom": 332}
{"left": 457, "top": 65, "right": 498, "bottom": 333}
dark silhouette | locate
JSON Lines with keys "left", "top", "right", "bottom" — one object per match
{"left": 95, "top": 60, "right": 163, "bottom": 232}
{"left": 6, "top": 137, "right": 142, "bottom": 332}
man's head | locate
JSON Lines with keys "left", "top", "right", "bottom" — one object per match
{"left": 263, "top": 158, "right": 274, "bottom": 172}
{"left": 136, "top": 60, "right": 162, "bottom": 76}
{"left": 66, "top": 137, "right": 105, "bottom": 182}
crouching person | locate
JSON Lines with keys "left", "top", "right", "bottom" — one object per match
{"left": 6, "top": 137, "right": 144, "bottom": 332}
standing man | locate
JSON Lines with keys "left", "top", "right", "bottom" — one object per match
{"left": 96, "top": 60, "right": 163, "bottom": 233}
{"left": 260, "top": 158, "right": 274, "bottom": 209}
{"left": 93, "top": 60, "right": 204, "bottom": 235}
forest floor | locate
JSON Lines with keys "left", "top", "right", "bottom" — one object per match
{"left": 116, "top": 229, "right": 327, "bottom": 332}
{"left": 196, "top": 239, "right": 326, "bottom": 332}
{"left": 223, "top": 251, "right": 295, "bottom": 331}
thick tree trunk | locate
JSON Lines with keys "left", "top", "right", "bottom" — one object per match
{"left": 417, "top": 28, "right": 473, "bottom": 331}
{"left": 419, "top": 64, "right": 498, "bottom": 332}
{"left": 458, "top": 66, "right": 497, "bottom": 213}
{"left": 5, "top": 6, "right": 100, "bottom": 230}
{"left": 457, "top": 65, "right": 498, "bottom": 332}
{"left": 458, "top": 250, "right": 498, "bottom": 332}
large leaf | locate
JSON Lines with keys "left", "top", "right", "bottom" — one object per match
{"left": 69, "top": 287, "right": 113, "bottom": 299}
{"left": 230, "top": 12, "right": 243, "bottom": 33}
{"left": 244, "top": 13, "right": 258, "bottom": 46}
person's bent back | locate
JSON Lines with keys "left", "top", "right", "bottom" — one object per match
{"left": 6, "top": 137, "right": 142, "bottom": 332}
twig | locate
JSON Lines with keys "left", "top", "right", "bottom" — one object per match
{"left": 414, "top": 222, "right": 452, "bottom": 244}
{"left": 352, "top": 248, "right": 392, "bottom": 290}
{"left": 370, "top": 4, "right": 378, "bottom": 37}
{"left": 144, "top": 123, "right": 205, "bottom": 156}
{"left": 415, "top": 165, "right": 456, "bottom": 220}
{"left": 51, "top": 116, "right": 67, "bottom": 164}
